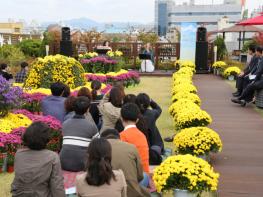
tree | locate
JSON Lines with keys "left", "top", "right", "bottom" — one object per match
{"left": 137, "top": 32, "right": 159, "bottom": 44}
{"left": 18, "top": 39, "right": 42, "bottom": 57}
{"left": 0, "top": 45, "right": 25, "bottom": 67}
{"left": 214, "top": 36, "right": 228, "bottom": 60}
{"left": 242, "top": 39, "right": 257, "bottom": 52}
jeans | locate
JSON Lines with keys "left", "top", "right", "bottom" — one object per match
{"left": 139, "top": 172, "right": 149, "bottom": 187}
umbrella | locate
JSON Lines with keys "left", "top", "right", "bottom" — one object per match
{"left": 237, "top": 13, "right": 263, "bottom": 26}
{"left": 217, "top": 25, "right": 262, "bottom": 49}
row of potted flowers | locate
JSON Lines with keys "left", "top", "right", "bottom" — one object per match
{"left": 212, "top": 61, "right": 241, "bottom": 81}
{"left": 153, "top": 61, "right": 222, "bottom": 197}
{"left": 84, "top": 69, "right": 140, "bottom": 88}
{"left": 79, "top": 50, "right": 124, "bottom": 74}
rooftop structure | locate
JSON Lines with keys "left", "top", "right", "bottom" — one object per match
{"left": 0, "top": 22, "right": 23, "bottom": 34}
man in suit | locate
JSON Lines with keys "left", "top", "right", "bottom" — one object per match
{"left": 101, "top": 129, "right": 151, "bottom": 197}
{"left": 233, "top": 46, "right": 261, "bottom": 97}
{"left": 232, "top": 47, "right": 263, "bottom": 106}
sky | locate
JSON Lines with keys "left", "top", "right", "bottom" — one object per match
{"left": 0, "top": 0, "right": 262, "bottom": 23}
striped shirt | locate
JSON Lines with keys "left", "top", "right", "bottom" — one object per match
{"left": 62, "top": 115, "right": 100, "bottom": 147}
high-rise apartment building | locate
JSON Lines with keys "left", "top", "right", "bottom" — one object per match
{"left": 155, "top": 0, "right": 243, "bottom": 36}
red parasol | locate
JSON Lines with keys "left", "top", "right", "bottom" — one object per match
{"left": 237, "top": 13, "right": 263, "bottom": 26}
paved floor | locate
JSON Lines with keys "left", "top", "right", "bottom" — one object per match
{"left": 194, "top": 75, "right": 263, "bottom": 197}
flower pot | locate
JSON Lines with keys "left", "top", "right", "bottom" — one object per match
{"left": 173, "top": 189, "right": 197, "bottom": 197}
{"left": 213, "top": 68, "right": 217, "bottom": 75}
{"left": 216, "top": 69, "right": 220, "bottom": 76}
{"left": 7, "top": 165, "right": 14, "bottom": 173}
{"left": 1, "top": 153, "right": 7, "bottom": 172}
{"left": 228, "top": 75, "right": 235, "bottom": 81}
{"left": 198, "top": 154, "right": 211, "bottom": 162}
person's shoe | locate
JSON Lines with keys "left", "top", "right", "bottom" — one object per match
{"left": 231, "top": 98, "right": 242, "bottom": 104}
{"left": 164, "top": 136, "right": 174, "bottom": 142}
{"left": 233, "top": 92, "right": 241, "bottom": 97}
{"left": 232, "top": 91, "right": 240, "bottom": 96}
{"left": 240, "top": 100, "right": 247, "bottom": 107}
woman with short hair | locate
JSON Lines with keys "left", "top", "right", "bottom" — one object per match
{"left": 99, "top": 87, "right": 125, "bottom": 133}
{"left": 11, "top": 122, "right": 65, "bottom": 197}
{"left": 76, "top": 138, "right": 127, "bottom": 197}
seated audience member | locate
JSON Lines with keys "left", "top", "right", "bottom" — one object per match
{"left": 136, "top": 93, "right": 164, "bottom": 153}
{"left": 11, "top": 122, "right": 65, "bottom": 197}
{"left": 63, "top": 96, "right": 77, "bottom": 122}
{"left": 115, "top": 94, "right": 137, "bottom": 132}
{"left": 15, "top": 62, "right": 29, "bottom": 83}
{"left": 115, "top": 106, "right": 162, "bottom": 165}
{"left": 62, "top": 84, "right": 71, "bottom": 98}
{"left": 233, "top": 46, "right": 261, "bottom": 97}
{"left": 0, "top": 63, "right": 13, "bottom": 80}
{"left": 77, "top": 87, "right": 98, "bottom": 125}
{"left": 41, "top": 82, "right": 66, "bottom": 122}
{"left": 120, "top": 103, "right": 149, "bottom": 176}
{"left": 123, "top": 94, "right": 137, "bottom": 105}
{"left": 60, "top": 96, "right": 99, "bottom": 172}
{"left": 91, "top": 80, "right": 104, "bottom": 101}
{"left": 232, "top": 51, "right": 263, "bottom": 106}
{"left": 99, "top": 87, "right": 125, "bottom": 132}
{"left": 76, "top": 138, "right": 127, "bottom": 197}
{"left": 101, "top": 129, "right": 151, "bottom": 197}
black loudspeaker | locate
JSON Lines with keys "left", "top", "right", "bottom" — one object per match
{"left": 62, "top": 27, "right": 71, "bottom": 41}
{"left": 195, "top": 42, "right": 209, "bottom": 73}
{"left": 197, "top": 27, "right": 207, "bottom": 42}
{"left": 60, "top": 41, "right": 73, "bottom": 57}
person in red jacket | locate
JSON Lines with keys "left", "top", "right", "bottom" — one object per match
{"left": 120, "top": 103, "right": 150, "bottom": 187}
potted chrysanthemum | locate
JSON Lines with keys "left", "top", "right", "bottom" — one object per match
{"left": 223, "top": 66, "right": 241, "bottom": 81}
{"left": 212, "top": 61, "right": 227, "bottom": 75}
{"left": 169, "top": 99, "right": 212, "bottom": 129}
{"left": 174, "top": 127, "right": 223, "bottom": 161}
{"left": 153, "top": 155, "right": 219, "bottom": 197}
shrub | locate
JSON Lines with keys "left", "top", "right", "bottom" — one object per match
{"left": 25, "top": 55, "right": 86, "bottom": 89}
{"left": 0, "top": 76, "right": 23, "bottom": 117}
{"left": 18, "top": 39, "right": 42, "bottom": 57}
{"left": 0, "top": 45, "right": 25, "bottom": 67}
{"left": 214, "top": 36, "right": 227, "bottom": 60}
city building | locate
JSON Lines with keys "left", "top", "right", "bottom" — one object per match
{"left": 155, "top": 0, "right": 243, "bottom": 37}
{"left": 0, "top": 22, "right": 23, "bottom": 34}
{"left": 0, "top": 20, "right": 42, "bottom": 45}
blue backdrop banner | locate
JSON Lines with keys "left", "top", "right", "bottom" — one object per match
{"left": 180, "top": 22, "right": 197, "bottom": 62}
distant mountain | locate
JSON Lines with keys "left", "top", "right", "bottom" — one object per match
{"left": 62, "top": 17, "right": 102, "bottom": 29}
{"left": 41, "top": 17, "right": 102, "bottom": 29}
{"left": 40, "top": 17, "right": 153, "bottom": 32}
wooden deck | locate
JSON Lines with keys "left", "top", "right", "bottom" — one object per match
{"left": 194, "top": 75, "right": 263, "bottom": 197}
